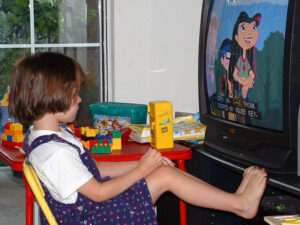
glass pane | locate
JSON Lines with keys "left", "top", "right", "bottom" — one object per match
{"left": 0, "top": 0, "right": 30, "bottom": 44}
{"left": 35, "top": 0, "right": 99, "bottom": 44}
{"left": 36, "top": 47, "right": 101, "bottom": 126}
{"left": 0, "top": 48, "right": 31, "bottom": 98}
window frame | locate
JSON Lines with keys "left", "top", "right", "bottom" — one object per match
{"left": 0, "top": 0, "right": 108, "bottom": 102}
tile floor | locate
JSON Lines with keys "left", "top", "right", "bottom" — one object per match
{"left": 0, "top": 166, "right": 25, "bottom": 225}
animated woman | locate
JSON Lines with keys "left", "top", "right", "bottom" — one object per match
{"left": 228, "top": 11, "right": 261, "bottom": 100}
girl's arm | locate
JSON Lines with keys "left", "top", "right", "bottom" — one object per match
{"left": 78, "top": 149, "right": 173, "bottom": 202}
{"left": 95, "top": 148, "right": 175, "bottom": 178}
{"left": 95, "top": 161, "right": 138, "bottom": 178}
{"left": 245, "top": 70, "right": 255, "bottom": 88}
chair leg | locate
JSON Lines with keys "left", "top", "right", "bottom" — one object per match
{"left": 33, "top": 201, "right": 41, "bottom": 225}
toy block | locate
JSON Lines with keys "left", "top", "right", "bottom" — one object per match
{"left": 10, "top": 123, "right": 23, "bottom": 131}
{"left": 2, "top": 133, "right": 7, "bottom": 141}
{"left": 12, "top": 135, "right": 24, "bottom": 143}
{"left": 74, "top": 128, "right": 81, "bottom": 138}
{"left": 81, "top": 139, "right": 99, "bottom": 151}
{"left": 7, "top": 135, "right": 12, "bottom": 142}
{"left": 103, "top": 139, "right": 108, "bottom": 145}
{"left": 80, "top": 127, "right": 87, "bottom": 135}
{"left": 81, "top": 140, "right": 90, "bottom": 150}
{"left": 98, "top": 139, "right": 104, "bottom": 146}
{"left": 85, "top": 129, "right": 94, "bottom": 137}
{"left": 112, "top": 130, "right": 122, "bottom": 138}
{"left": 2, "top": 122, "right": 24, "bottom": 148}
{"left": 112, "top": 138, "right": 122, "bottom": 150}
{"left": 67, "top": 124, "right": 75, "bottom": 132}
{"left": 2, "top": 140, "right": 23, "bottom": 148}
{"left": 89, "top": 140, "right": 98, "bottom": 149}
{"left": 5, "top": 130, "right": 23, "bottom": 136}
{"left": 80, "top": 127, "right": 100, "bottom": 141}
{"left": 91, "top": 142, "right": 111, "bottom": 154}
{"left": 4, "top": 122, "right": 12, "bottom": 130}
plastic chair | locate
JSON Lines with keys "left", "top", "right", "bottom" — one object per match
{"left": 23, "top": 159, "right": 58, "bottom": 225}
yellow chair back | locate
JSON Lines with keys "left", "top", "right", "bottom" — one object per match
{"left": 23, "top": 159, "right": 58, "bottom": 225}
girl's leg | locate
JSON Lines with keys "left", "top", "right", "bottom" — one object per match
{"left": 145, "top": 165, "right": 267, "bottom": 219}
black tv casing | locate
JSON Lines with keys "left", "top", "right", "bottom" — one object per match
{"left": 198, "top": 0, "right": 300, "bottom": 175}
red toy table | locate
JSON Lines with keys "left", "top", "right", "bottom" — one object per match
{"left": 0, "top": 141, "right": 24, "bottom": 171}
{"left": 0, "top": 140, "right": 191, "bottom": 225}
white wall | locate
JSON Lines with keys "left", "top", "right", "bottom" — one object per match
{"left": 107, "top": 0, "right": 202, "bottom": 114}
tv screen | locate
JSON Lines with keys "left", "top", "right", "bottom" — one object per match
{"left": 199, "top": 0, "right": 300, "bottom": 174}
{"left": 205, "top": 0, "right": 287, "bottom": 131}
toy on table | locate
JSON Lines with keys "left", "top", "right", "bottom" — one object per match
{"left": 91, "top": 130, "right": 122, "bottom": 153}
{"left": 148, "top": 101, "right": 174, "bottom": 149}
{"left": 80, "top": 126, "right": 100, "bottom": 141}
{"left": 2, "top": 122, "right": 24, "bottom": 148}
{"left": 91, "top": 139, "right": 112, "bottom": 153}
{"left": 111, "top": 130, "right": 122, "bottom": 150}
{"left": 79, "top": 126, "right": 122, "bottom": 153}
{"left": 0, "top": 87, "right": 19, "bottom": 134}
{"left": 264, "top": 215, "right": 300, "bottom": 225}
{"left": 80, "top": 126, "right": 101, "bottom": 150}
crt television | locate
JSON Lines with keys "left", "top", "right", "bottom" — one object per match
{"left": 198, "top": 0, "right": 300, "bottom": 175}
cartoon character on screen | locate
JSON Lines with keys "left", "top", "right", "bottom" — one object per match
{"left": 215, "top": 38, "right": 235, "bottom": 120}
{"left": 218, "top": 38, "right": 233, "bottom": 98}
{"left": 228, "top": 11, "right": 261, "bottom": 100}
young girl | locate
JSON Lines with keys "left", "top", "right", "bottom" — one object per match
{"left": 9, "top": 52, "right": 267, "bottom": 225}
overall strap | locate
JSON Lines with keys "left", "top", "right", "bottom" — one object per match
{"left": 23, "top": 125, "right": 81, "bottom": 156}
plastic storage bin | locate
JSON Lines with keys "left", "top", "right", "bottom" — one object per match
{"left": 89, "top": 102, "right": 148, "bottom": 128}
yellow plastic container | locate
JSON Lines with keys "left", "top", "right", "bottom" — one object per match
{"left": 148, "top": 101, "right": 174, "bottom": 149}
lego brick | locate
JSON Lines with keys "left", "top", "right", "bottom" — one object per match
{"left": 7, "top": 135, "right": 12, "bottom": 142}
{"left": 2, "top": 133, "right": 7, "bottom": 141}
{"left": 12, "top": 135, "right": 24, "bottom": 143}
{"left": 2, "top": 140, "right": 23, "bottom": 148}
{"left": 91, "top": 144, "right": 111, "bottom": 154}
{"left": 112, "top": 138, "right": 122, "bottom": 150}
{"left": 112, "top": 130, "right": 122, "bottom": 138}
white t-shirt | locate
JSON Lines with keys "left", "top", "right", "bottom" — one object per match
{"left": 27, "top": 126, "right": 93, "bottom": 204}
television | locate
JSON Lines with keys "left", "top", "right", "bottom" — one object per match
{"left": 198, "top": 0, "right": 300, "bottom": 175}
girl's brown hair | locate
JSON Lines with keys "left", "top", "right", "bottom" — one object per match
{"left": 9, "top": 52, "right": 85, "bottom": 124}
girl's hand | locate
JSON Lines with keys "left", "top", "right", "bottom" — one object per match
{"left": 137, "top": 148, "right": 166, "bottom": 177}
{"left": 245, "top": 77, "right": 254, "bottom": 88}
{"left": 161, "top": 156, "right": 175, "bottom": 167}
{"left": 145, "top": 148, "right": 174, "bottom": 167}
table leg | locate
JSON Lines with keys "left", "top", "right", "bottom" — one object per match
{"left": 177, "top": 159, "right": 187, "bottom": 225}
{"left": 23, "top": 174, "right": 34, "bottom": 225}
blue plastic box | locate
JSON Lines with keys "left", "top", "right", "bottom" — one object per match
{"left": 89, "top": 102, "right": 148, "bottom": 128}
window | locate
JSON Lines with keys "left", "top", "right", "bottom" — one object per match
{"left": 0, "top": 0, "right": 107, "bottom": 126}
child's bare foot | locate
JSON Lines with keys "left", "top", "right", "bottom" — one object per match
{"left": 235, "top": 167, "right": 267, "bottom": 219}
{"left": 236, "top": 166, "right": 256, "bottom": 194}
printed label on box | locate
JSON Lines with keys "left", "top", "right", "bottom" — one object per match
{"left": 93, "top": 115, "right": 131, "bottom": 130}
